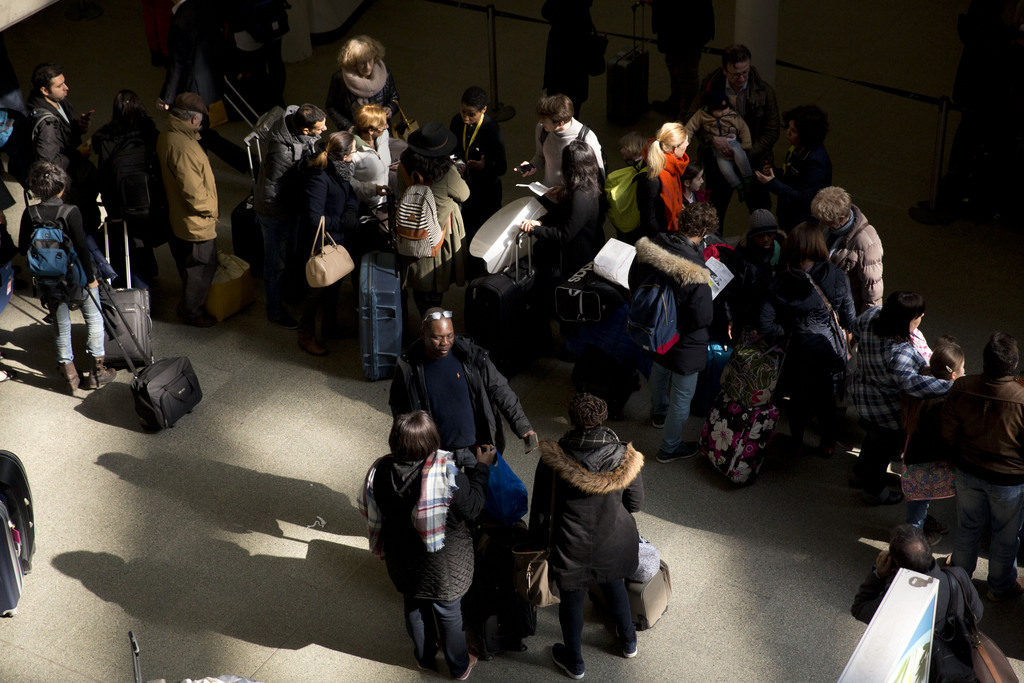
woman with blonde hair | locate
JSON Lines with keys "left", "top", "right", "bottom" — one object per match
{"left": 638, "top": 122, "right": 690, "bottom": 235}
{"left": 325, "top": 35, "right": 400, "bottom": 132}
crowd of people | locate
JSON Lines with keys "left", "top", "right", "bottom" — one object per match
{"left": 1, "top": 6, "right": 1023, "bottom": 679}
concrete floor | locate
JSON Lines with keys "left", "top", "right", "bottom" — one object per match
{"left": 2, "top": 0, "right": 1024, "bottom": 681}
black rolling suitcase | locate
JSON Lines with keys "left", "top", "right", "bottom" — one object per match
{"left": 465, "top": 233, "right": 544, "bottom": 377}
{"left": 0, "top": 450, "right": 34, "bottom": 618}
{"left": 231, "top": 124, "right": 264, "bottom": 277}
{"left": 100, "top": 221, "right": 154, "bottom": 368}
{"left": 606, "top": 3, "right": 649, "bottom": 123}
{"left": 90, "top": 282, "right": 203, "bottom": 430}
{"left": 465, "top": 520, "right": 536, "bottom": 660}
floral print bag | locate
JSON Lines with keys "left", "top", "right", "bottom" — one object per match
{"left": 700, "top": 393, "right": 780, "bottom": 485}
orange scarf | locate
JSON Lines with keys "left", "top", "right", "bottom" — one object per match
{"left": 659, "top": 152, "right": 689, "bottom": 232}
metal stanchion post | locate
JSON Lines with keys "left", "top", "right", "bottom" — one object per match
{"left": 909, "top": 96, "right": 952, "bottom": 225}
{"left": 486, "top": 5, "right": 515, "bottom": 122}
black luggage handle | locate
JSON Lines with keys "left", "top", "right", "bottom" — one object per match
{"left": 510, "top": 231, "right": 533, "bottom": 286}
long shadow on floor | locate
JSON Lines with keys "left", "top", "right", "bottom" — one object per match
{"left": 95, "top": 451, "right": 366, "bottom": 538}
{"left": 51, "top": 537, "right": 411, "bottom": 674}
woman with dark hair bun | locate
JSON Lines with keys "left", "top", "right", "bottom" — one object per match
{"left": 519, "top": 139, "right": 605, "bottom": 282}
{"left": 760, "top": 221, "right": 856, "bottom": 458}
{"left": 359, "top": 410, "right": 494, "bottom": 679}
{"left": 528, "top": 393, "right": 644, "bottom": 679}
{"left": 754, "top": 104, "right": 832, "bottom": 230}
{"left": 92, "top": 88, "right": 162, "bottom": 285}
{"left": 850, "top": 291, "right": 954, "bottom": 505}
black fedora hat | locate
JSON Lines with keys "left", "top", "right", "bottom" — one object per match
{"left": 407, "top": 121, "right": 457, "bottom": 158}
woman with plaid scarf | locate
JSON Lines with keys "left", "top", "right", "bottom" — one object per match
{"left": 360, "top": 411, "right": 494, "bottom": 679}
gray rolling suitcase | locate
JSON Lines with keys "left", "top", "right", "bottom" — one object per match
{"left": 100, "top": 221, "right": 154, "bottom": 368}
{"left": 606, "top": 4, "right": 649, "bottom": 123}
{"left": 589, "top": 559, "right": 672, "bottom": 631}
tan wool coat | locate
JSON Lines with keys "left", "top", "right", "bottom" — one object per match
{"left": 157, "top": 114, "right": 219, "bottom": 242}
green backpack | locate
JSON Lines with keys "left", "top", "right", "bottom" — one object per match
{"left": 604, "top": 161, "right": 645, "bottom": 232}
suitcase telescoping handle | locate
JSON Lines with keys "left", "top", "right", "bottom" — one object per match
{"left": 102, "top": 220, "right": 133, "bottom": 286}
{"left": 87, "top": 280, "right": 148, "bottom": 378}
{"left": 631, "top": 1, "right": 646, "bottom": 53}
{"left": 512, "top": 230, "right": 532, "bottom": 286}
{"left": 129, "top": 630, "right": 142, "bottom": 683}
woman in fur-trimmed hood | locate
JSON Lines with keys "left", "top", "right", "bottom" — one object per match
{"left": 529, "top": 393, "right": 644, "bottom": 676}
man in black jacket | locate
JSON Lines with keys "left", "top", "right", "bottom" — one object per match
{"left": 628, "top": 204, "right": 714, "bottom": 462}
{"left": 685, "top": 44, "right": 780, "bottom": 228}
{"left": 26, "top": 63, "right": 100, "bottom": 231}
{"left": 254, "top": 103, "right": 325, "bottom": 328}
{"left": 390, "top": 309, "right": 537, "bottom": 466}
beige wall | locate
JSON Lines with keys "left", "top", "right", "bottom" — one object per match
{"left": 1, "top": 0, "right": 61, "bottom": 33}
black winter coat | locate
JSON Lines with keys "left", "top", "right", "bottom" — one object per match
{"left": 160, "top": 0, "right": 225, "bottom": 107}
{"left": 759, "top": 261, "right": 855, "bottom": 368}
{"left": 301, "top": 163, "right": 358, "bottom": 250}
{"left": 766, "top": 144, "right": 833, "bottom": 231}
{"left": 26, "top": 92, "right": 81, "bottom": 174}
{"left": 390, "top": 336, "right": 534, "bottom": 456}
{"left": 374, "top": 456, "right": 489, "bottom": 601}
{"left": 628, "top": 234, "right": 713, "bottom": 374}
{"left": 533, "top": 188, "right": 605, "bottom": 279}
{"left": 255, "top": 111, "right": 320, "bottom": 219}
{"left": 529, "top": 431, "right": 644, "bottom": 591}
{"left": 93, "top": 117, "right": 161, "bottom": 220}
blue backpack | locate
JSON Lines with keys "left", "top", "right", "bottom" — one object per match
{"left": 26, "top": 205, "right": 85, "bottom": 286}
{"left": 627, "top": 274, "right": 679, "bottom": 354}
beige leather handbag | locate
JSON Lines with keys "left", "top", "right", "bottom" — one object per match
{"left": 306, "top": 217, "right": 354, "bottom": 288}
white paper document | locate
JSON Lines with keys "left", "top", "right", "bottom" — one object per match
{"left": 515, "top": 182, "right": 551, "bottom": 197}
{"left": 705, "top": 257, "right": 734, "bottom": 299}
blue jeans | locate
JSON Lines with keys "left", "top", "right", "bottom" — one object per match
{"left": 714, "top": 138, "right": 754, "bottom": 188}
{"left": 53, "top": 290, "right": 105, "bottom": 364}
{"left": 650, "top": 364, "right": 699, "bottom": 454}
{"left": 259, "top": 214, "right": 298, "bottom": 319}
{"left": 906, "top": 499, "right": 930, "bottom": 528}
{"left": 951, "top": 469, "right": 1024, "bottom": 594}
{"left": 402, "top": 596, "right": 470, "bottom": 677}
{"left": 558, "top": 582, "right": 635, "bottom": 670}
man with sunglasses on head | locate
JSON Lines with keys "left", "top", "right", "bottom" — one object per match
{"left": 390, "top": 308, "right": 537, "bottom": 467}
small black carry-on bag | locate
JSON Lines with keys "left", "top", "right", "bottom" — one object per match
{"left": 90, "top": 282, "right": 202, "bottom": 430}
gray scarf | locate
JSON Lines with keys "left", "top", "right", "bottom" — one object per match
{"left": 332, "top": 158, "right": 354, "bottom": 183}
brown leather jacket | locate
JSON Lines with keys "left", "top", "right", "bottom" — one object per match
{"left": 942, "top": 374, "right": 1024, "bottom": 485}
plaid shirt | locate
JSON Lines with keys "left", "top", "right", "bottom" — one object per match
{"left": 851, "top": 307, "right": 952, "bottom": 429}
